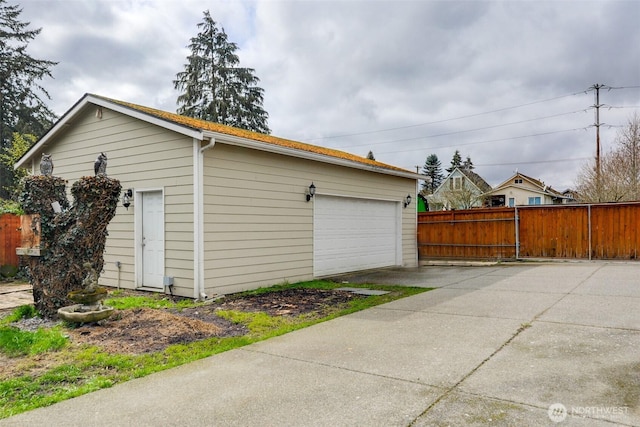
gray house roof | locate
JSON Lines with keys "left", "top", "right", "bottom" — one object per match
{"left": 433, "top": 167, "right": 492, "bottom": 194}
{"left": 462, "top": 169, "right": 492, "bottom": 193}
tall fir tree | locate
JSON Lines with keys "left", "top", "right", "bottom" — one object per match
{"left": 0, "top": 132, "right": 35, "bottom": 198}
{"left": 422, "top": 153, "right": 444, "bottom": 193}
{"left": 446, "top": 150, "right": 463, "bottom": 173}
{"left": 463, "top": 155, "right": 474, "bottom": 170}
{"left": 0, "top": 0, "right": 57, "bottom": 199}
{"left": 174, "top": 10, "right": 270, "bottom": 134}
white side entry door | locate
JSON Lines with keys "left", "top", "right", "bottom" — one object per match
{"left": 138, "top": 190, "right": 164, "bottom": 288}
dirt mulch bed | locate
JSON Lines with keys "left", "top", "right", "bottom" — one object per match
{"left": 60, "top": 288, "right": 360, "bottom": 354}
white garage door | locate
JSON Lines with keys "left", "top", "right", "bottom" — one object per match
{"left": 314, "top": 195, "right": 401, "bottom": 276}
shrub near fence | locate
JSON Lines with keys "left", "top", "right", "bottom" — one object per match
{"left": 418, "top": 202, "right": 640, "bottom": 261}
{"left": 0, "top": 213, "right": 21, "bottom": 268}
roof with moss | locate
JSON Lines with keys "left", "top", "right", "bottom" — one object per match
{"left": 92, "top": 94, "right": 411, "bottom": 175}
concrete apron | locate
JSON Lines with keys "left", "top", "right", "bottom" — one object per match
{"left": 1, "top": 262, "right": 639, "bottom": 426}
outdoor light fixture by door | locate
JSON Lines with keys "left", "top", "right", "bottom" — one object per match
{"left": 403, "top": 194, "right": 412, "bottom": 208}
{"left": 306, "top": 182, "right": 316, "bottom": 202}
{"left": 122, "top": 189, "right": 133, "bottom": 210}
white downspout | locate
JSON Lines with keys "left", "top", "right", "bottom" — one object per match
{"left": 415, "top": 178, "right": 419, "bottom": 267}
{"left": 193, "top": 137, "right": 216, "bottom": 300}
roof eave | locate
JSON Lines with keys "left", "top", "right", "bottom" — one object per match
{"left": 88, "top": 95, "right": 204, "bottom": 140}
{"left": 15, "top": 94, "right": 205, "bottom": 170}
{"left": 15, "top": 95, "right": 88, "bottom": 170}
{"left": 16, "top": 93, "right": 419, "bottom": 182}
{"left": 203, "top": 130, "right": 421, "bottom": 181}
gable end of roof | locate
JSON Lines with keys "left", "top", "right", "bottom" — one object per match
{"left": 17, "top": 94, "right": 420, "bottom": 180}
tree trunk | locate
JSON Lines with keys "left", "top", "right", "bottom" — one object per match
{"left": 19, "top": 175, "right": 121, "bottom": 318}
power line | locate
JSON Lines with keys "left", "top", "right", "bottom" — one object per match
{"left": 309, "top": 90, "right": 588, "bottom": 141}
{"left": 477, "top": 157, "right": 591, "bottom": 167}
{"left": 605, "top": 105, "right": 640, "bottom": 109}
{"left": 375, "top": 127, "right": 589, "bottom": 155}
{"left": 603, "top": 85, "right": 640, "bottom": 90}
{"left": 337, "top": 109, "right": 591, "bottom": 149}
{"left": 309, "top": 85, "right": 639, "bottom": 143}
{"left": 366, "top": 84, "right": 635, "bottom": 155}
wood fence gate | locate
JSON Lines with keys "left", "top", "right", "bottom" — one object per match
{"left": 418, "top": 202, "right": 640, "bottom": 261}
{"left": 0, "top": 214, "right": 21, "bottom": 268}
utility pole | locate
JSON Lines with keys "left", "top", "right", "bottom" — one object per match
{"left": 591, "top": 83, "right": 605, "bottom": 201}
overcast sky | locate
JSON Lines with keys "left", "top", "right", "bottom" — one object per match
{"left": 18, "top": 0, "right": 640, "bottom": 190}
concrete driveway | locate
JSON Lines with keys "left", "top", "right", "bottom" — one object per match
{"left": 1, "top": 262, "right": 639, "bottom": 426}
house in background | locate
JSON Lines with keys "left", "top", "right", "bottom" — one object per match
{"left": 484, "top": 171, "right": 570, "bottom": 207}
{"left": 561, "top": 188, "right": 578, "bottom": 203}
{"left": 427, "top": 167, "right": 492, "bottom": 210}
{"left": 16, "top": 94, "right": 420, "bottom": 299}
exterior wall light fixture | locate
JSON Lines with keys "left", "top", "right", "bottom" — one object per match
{"left": 122, "top": 189, "right": 133, "bottom": 210}
{"left": 306, "top": 182, "right": 316, "bottom": 202}
{"left": 403, "top": 194, "right": 412, "bottom": 208}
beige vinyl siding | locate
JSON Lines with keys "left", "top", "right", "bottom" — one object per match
{"left": 202, "top": 143, "right": 417, "bottom": 295}
{"left": 31, "top": 106, "right": 195, "bottom": 296}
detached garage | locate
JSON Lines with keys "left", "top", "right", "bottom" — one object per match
{"left": 16, "top": 94, "right": 420, "bottom": 299}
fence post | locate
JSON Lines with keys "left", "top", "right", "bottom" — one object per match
{"left": 514, "top": 206, "right": 520, "bottom": 259}
{"left": 588, "top": 204, "right": 592, "bottom": 261}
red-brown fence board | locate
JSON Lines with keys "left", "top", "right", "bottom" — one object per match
{"left": 0, "top": 214, "right": 21, "bottom": 267}
{"left": 590, "top": 204, "right": 640, "bottom": 259}
{"left": 418, "top": 202, "right": 640, "bottom": 261}
{"left": 418, "top": 208, "right": 516, "bottom": 259}
{"left": 518, "top": 205, "right": 590, "bottom": 258}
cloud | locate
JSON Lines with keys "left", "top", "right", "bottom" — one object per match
{"left": 17, "top": 0, "right": 640, "bottom": 190}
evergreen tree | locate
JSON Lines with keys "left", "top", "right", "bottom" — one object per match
{"left": 0, "top": 132, "right": 34, "bottom": 198}
{"left": 366, "top": 150, "right": 375, "bottom": 160}
{"left": 463, "top": 155, "right": 474, "bottom": 170}
{"left": 0, "top": 0, "right": 57, "bottom": 198}
{"left": 422, "top": 153, "right": 444, "bottom": 193}
{"left": 446, "top": 150, "right": 462, "bottom": 173}
{"left": 174, "top": 10, "right": 270, "bottom": 134}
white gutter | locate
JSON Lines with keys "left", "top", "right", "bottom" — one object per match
{"left": 201, "top": 131, "right": 423, "bottom": 181}
{"left": 193, "top": 137, "right": 216, "bottom": 300}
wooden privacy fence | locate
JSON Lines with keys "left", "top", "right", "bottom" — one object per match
{"left": 418, "top": 208, "right": 516, "bottom": 259}
{"left": 0, "top": 213, "right": 21, "bottom": 267}
{"left": 418, "top": 202, "right": 640, "bottom": 260}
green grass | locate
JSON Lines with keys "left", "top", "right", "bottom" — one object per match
{"left": 0, "top": 327, "right": 68, "bottom": 357}
{"left": 1, "top": 305, "right": 38, "bottom": 325}
{"left": 0, "top": 280, "right": 431, "bottom": 419}
{"left": 0, "top": 305, "right": 67, "bottom": 357}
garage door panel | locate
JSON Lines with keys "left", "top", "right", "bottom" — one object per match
{"left": 314, "top": 195, "right": 400, "bottom": 276}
